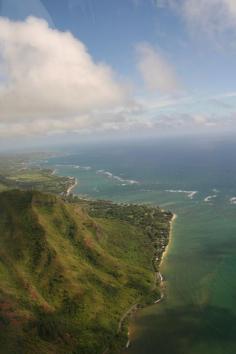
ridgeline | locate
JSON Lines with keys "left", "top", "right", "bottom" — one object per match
{"left": 0, "top": 190, "right": 172, "bottom": 354}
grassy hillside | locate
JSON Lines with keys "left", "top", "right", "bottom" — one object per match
{"left": 0, "top": 190, "right": 172, "bottom": 354}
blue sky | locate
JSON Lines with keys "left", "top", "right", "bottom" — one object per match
{"left": 0, "top": 0, "right": 236, "bottom": 140}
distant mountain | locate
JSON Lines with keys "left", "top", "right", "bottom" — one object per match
{"left": 0, "top": 190, "right": 171, "bottom": 354}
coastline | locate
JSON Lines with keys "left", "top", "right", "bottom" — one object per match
{"left": 66, "top": 178, "right": 78, "bottom": 196}
{"left": 154, "top": 213, "right": 177, "bottom": 302}
{"left": 160, "top": 213, "right": 177, "bottom": 267}
{"left": 55, "top": 167, "right": 176, "bottom": 353}
{"left": 124, "top": 212, "right": 177, "bottom": 350}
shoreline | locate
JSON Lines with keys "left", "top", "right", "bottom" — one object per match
{"left": 153, "top": 213, "right": 177, "bottom": 303}
{"left": 124, "top": 212, "right": 177, "bottom": 350}
{"left": 66, "top": 178, "right": 78, "bottom": 196}
{"left": 59, "top": 171, "right": 176, "bottom": 353}
{"left": 160, "top": 213, "right": 177, "bottom": 267}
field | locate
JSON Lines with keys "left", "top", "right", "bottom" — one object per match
{"left": 0, "top": 153, "right": 73, "bottom": 195}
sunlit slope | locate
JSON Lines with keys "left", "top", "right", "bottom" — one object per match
{"left": 0, "top": 190, "right": 171, "bottom": 354}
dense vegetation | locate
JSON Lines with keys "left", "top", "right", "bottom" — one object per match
{"left": 0, "top": 190, "right": 172, "bottom": 354}
{"left": 74, "top": 198, "right": 172, "bottom": 272}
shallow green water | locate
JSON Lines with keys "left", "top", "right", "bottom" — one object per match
{"left": 123, "top": 203, "right": 236, "bottom": 354}
{"left": 44, "top": 137, "right": 236, "bottom": 354}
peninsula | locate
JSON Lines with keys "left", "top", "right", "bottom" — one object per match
{"left": 0, "top": 190, "right": 172, "bottom": 354}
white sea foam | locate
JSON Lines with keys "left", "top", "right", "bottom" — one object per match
{"left": 73, "top": 165, "right": 91, "bottom": 171}
{"left": 188, "top": 191, "right": 198, "bottom": 199}
{"left": 230, "top": 197, "right": 236, "bottom": 205}
{"left": 54, "top": 163, "right": 92, "bottom": 171}
{"left": 165, "top": 189, "right": 197, "bottom": 199}
{"left": 96, "top": 169, "right": 139, "bottom": 185}
{"left": 204, "top": 195, "right": 217, "bottom": 202}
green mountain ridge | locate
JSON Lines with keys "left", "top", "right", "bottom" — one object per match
{"left": 0, "top": 190, "right": 172, "bottom": 354}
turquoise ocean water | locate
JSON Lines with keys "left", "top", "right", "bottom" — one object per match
{"left": 43, "top": 136, "right": 236, "bottom": 354}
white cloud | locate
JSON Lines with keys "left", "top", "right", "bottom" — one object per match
{"left": 136, "top": 43, "right": 181, "bottom": 93}
{"left": 156, "top": 0, "right": 236, "bottom": 38}
{"left": 0, "top": 16, "right": 128, "bottom": 136}
{"left": 182, "top": 0, "right": 236, "bottom": 35}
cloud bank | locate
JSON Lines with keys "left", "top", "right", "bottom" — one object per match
{"left": 0, "top": 14, "right": 234, "bottom": 139}
{"left": 136, "top": 43, "right": 180, "bottom": 93}
{"left": 0, "top": 16, "right": 128, "bottom": 136}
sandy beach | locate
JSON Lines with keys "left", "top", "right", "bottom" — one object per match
{"left": 66, "top": 178, "right": 78, "bottom": 196}
{"left": 160, "top": 213, "right": 177, "bottom": 267}
{"left": 153, "top": 213, "right": 177, "bottom": 304}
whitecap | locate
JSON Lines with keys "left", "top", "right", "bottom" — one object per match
{"left": 230, "top": 197, "right": 236, "bottom": 205}
{"left": 204, "top": 195, "right": 217, "bottom": 203}
{"left": 96, "top": 169, "right": 139, "bottom": 185}
{"left": 165, "top": 189, "right": 198, "bottom": 199}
